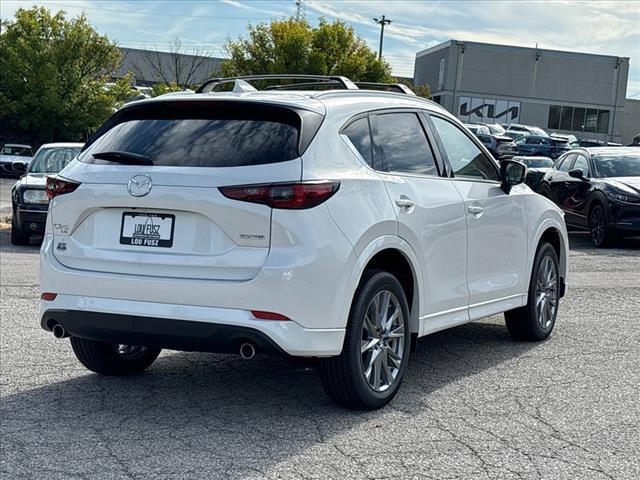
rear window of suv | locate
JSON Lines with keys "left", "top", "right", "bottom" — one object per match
{"left": 79, "top": 101, "right": 321, "bottom": 167}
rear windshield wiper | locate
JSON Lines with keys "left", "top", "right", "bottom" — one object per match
{"left": 92, "top": 151, "right": 153, "bottom": 165}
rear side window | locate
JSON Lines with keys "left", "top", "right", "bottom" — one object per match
{"left": 375, "top": 113, "right": 438, "bottom": 176}
{"left": 79, "top": 101, "right": 321, "bottom": 168}
{"left": 342, "top": 117, "right": 373, "bottom": 166}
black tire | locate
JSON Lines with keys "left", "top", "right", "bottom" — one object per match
{"left": 10, "top": 215, "right": 30, "bottom": 246}
{"left": 70, "top": 337, "right": 161, "bottom": 376}
{"left": 505, "top": 242, "right": 560, "bottom": 341}
{"left": 319, "top": 270, "right": 411, "bottom": 410}
{"left": 588, "top": 203, "right": 613, "bottom": 248}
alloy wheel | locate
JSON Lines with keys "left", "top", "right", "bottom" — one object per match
{"left": 360, "top": 290, "right": 405, "bottom": 392}
{"left": 534, "top": 255, "right": 558, "bottom": 329}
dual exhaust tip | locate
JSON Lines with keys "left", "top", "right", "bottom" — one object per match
{"left": 51, "top": 322, "right": 257, "bottom": 360}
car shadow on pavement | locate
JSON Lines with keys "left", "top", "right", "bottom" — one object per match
{"left": 2, "top": 321, "right": 539, "bottom": 477}
{"left": 568, "top": 230, "right": 640, "bottom": 251}
{"left": 0, "top": 227, "right": 43, "bottom": 254}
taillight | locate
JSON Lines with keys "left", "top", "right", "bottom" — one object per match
{"left": 46, "top": 176, "right": 80, "bottom": 200}
{"left": 219, "top": 181, "right": 340, "bottom": 209}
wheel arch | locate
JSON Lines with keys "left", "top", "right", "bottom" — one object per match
{"left": 345, "top": 236, "right": 421, "bottom": 337}
{"left": 528, "top": 217, "right": 569, "bottom": 297}
{"left": 586, "top": 191, "right": 609, "bottom": 222}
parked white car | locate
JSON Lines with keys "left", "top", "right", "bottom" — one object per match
{"left": 40, "top": 75, "right": 568, "bottom": 409}
{"left": 0, "top": 143, "right": 33, "bottom": 176}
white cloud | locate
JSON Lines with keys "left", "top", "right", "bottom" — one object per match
{"left": 220, "top": 0, "right": 253, "bottom": 11}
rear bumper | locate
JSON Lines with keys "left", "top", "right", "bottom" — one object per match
{"left": 41, "top": 296, "right": 345, "bottom": 357}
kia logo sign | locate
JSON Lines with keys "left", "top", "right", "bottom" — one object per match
{"left": 458, "top": 97, "right": 521, "bottom": 123}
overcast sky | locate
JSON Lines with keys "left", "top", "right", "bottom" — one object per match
{"left": 2, "top": 0, "right": 639, "bottom": 97}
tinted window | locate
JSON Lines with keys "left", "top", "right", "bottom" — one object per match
{"left": 557, "top": 154, "right": 575, "bottom": 172}
{"left": 430, "top": 116, "right": 499, "bottom": 181}
{"left": 29, "top": 147, "right": 81, "bottom": 173}
{"left": 573, "top": 155, "right": 590, "bottom": 176}
{"left": 593, "top": 154, "right": 640, "bottom": 177}
{"left": 78, "top": 103, "right": 310, "bottom": 168}
{"left": 376, "top": 113, "right": 438, "bottom": 175}
{"left": 342, "top": 117, "right": 373, "bottom": 166}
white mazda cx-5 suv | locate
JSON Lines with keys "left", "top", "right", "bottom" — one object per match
{"left": 40, "top": 76, "right": 568, "bottom": 409}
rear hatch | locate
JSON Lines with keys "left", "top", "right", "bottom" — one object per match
{"left": 50, "top": 98, "right": 324, "bottom": 281}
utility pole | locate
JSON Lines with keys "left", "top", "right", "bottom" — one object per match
{"left": 295, "top": 0, "right": 305, "bottom": 20}
{"left": 373, "top": 15, "right": 392, "bottom": 60}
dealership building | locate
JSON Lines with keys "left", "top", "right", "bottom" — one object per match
{"left": 414, "top": 40, "right": 638, "bottom": 143}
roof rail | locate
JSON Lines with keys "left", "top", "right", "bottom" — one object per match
{"left": 196, "top": 74, "right": 358, "bottom": 93}
{"left": 195, "top": 75, "right": 418, "bottom": 96}
{"left": 354, "top": 82, "right": 416, "bottom": 95}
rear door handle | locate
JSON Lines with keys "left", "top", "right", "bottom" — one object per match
{"left": 395, "top": 197, "right": 415, "bottom": 208}
{"left": 467, "top": 205, "right": 484, "bottom": 217}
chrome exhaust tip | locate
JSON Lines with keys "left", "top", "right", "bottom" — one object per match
{"left": 239, "top": 342, "right": 256, "bottom": 360}
{"left": 52, "top": 324, "right": 68, "bottom": 339}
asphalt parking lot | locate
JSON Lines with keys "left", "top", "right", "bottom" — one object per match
{"left": 1, "top": 222, "right": 639, "bottom": 479}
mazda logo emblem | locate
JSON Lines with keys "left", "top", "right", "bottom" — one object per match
{"left": 127, "top": 174, "right": 153, "bottom": 197}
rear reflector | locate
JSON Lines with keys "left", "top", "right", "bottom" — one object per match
{"left": 251, "top": 310, "right": 290, "bottom": 321}
{"left": 220, "top": 181, "right": 339, "bottom": 209}
{"left": 46, "top": 176, "right": 80, "bottom": 200}
{"left": 41, "top": 292, "right": 57, "bottom": 301}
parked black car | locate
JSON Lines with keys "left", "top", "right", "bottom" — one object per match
{"left": 510, "top": 156, "right": 555, "bottom": 191}
{"left": 513, "top": 135, "right": 571, "bottom": 159}
{"left": 571, "top": 139, "right": 622, "bottom": 148}
{"left": 11, "top": 143, "right": 83, "bottom": 245}
{"left": 477, "top": 133, "right": 517, "bottom": 159}
{"left": 537, "top": 147, "right": 640, "bottom": 247}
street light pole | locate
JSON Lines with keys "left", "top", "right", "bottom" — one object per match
{"left": 373, "top": 15, "right": 392, "bottom": 60}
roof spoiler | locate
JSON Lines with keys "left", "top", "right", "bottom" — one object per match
{"left": 195, "top": 74, "right": 415, "bottom": 95}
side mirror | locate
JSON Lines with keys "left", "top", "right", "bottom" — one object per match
{"left": 500, "top": 159, "right": 527, "bottom": 194}
{"left": 11, "top": 162, "right": 28, "bottom": 174}
{"left": 568, "top": 169, "right": 586, "bottom": 180}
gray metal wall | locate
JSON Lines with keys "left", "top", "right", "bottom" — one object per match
{"left": 414, "top": 41, "right": 630, "bottom": 142}
{"left": 113, "top": 48, "right": 223, "bottom": 87}
{"left": 622, "top": 99, "right": 640, "bottom": 144}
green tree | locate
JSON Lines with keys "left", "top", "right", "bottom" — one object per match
{"left": 150, "top": 82, "right": 184, "bottom": 97}
{"left": 412, "top": 83, "right": 432, "bottom": 99}
{"left": 0, "top": 7, "right": 127, "bottom": 145}
{"left": 221, "top": 18, "right": 393, "bottom": 83}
